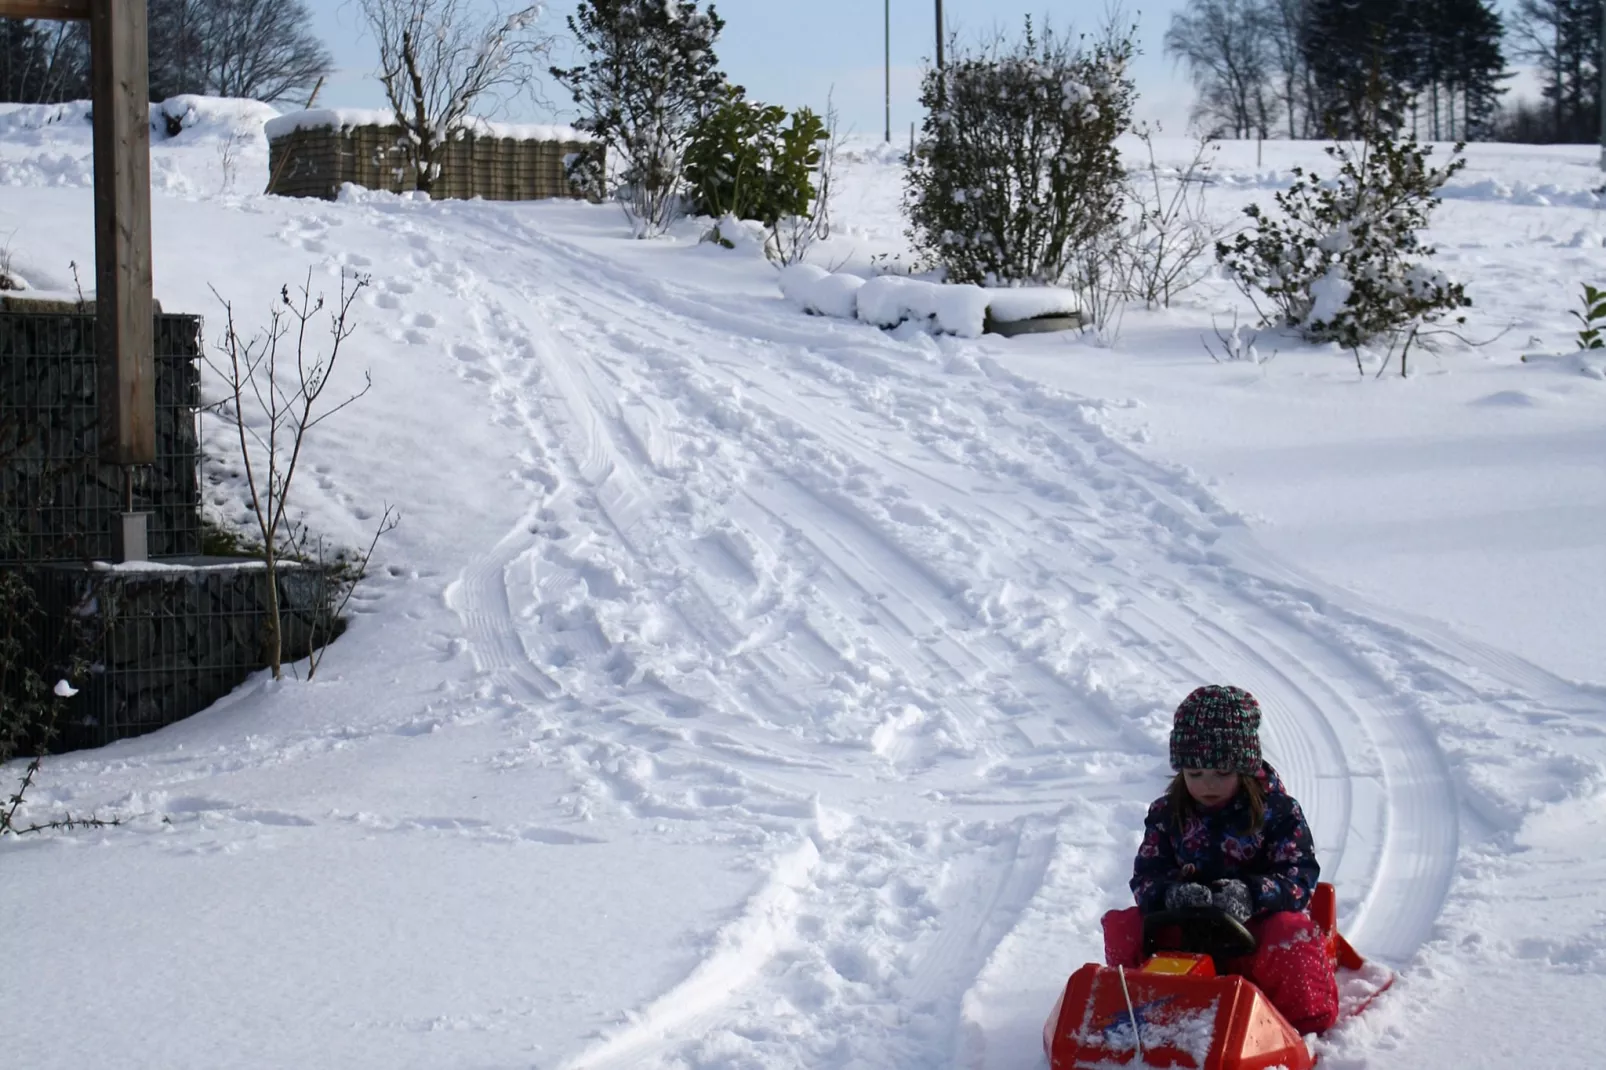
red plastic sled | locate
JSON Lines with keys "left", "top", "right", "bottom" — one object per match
{"left": 1042, "top": 883, "right": 1388, "bottom": 1070}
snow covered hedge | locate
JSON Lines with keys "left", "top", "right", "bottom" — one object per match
{"left": 903, "top": 20, "right": 1134, "bottom": 290}
{"left": 778, "top": 265, "right": 1080, "bottom": 338}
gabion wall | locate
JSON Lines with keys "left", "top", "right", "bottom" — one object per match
{"left": 0, "top": 309, "right": 202, "bottom": 564}
{"left": 30, "top": 559, "right": 337, "bottom": 752}
{"left": 267, "top": 122, "right": 600, "bottom": 201}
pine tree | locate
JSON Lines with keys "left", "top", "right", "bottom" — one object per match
{"left": 551, "top": 1, "right": 730, "bottom": 236}
{"left": 1301, "top": 0, "right": 1417, "bottom": 134}
{"left": 1443, "top": 0, "right": 1505, "bottom": 139}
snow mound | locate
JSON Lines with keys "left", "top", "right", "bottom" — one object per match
{"left": 0, "top": 101, "right": 93, "bottom": 139}
{"left": 153, "top": 95, "right": 281, "bottom": 141}
{"left": 0, "top": 97, "right": 278, "bottom": 145}
{"left": 777, "top": 267, "right": 1077, "bottom": 338}
{"left": 778, "top": 263, "right": 864, "bottom": 319}
{"left": 986, "top": 287, "right": 1084, "bottom": 324}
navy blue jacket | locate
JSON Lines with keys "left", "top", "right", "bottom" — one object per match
{"left": 1130, "top": 763, "right": 1320, "bottom": 919}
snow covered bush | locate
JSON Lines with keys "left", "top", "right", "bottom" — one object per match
{"left": 683, "top": 86, "right": 829, "bottom": 262}
{"left": 551, "top": 0, "right": 729, "bottom": 237}
{"left": 1215, "top": 123, "right": 1471, "bottom": 365}
{"left": 903, "top": 19, "right": 1135, "bottom": 295}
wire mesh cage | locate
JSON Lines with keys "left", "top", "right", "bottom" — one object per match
{"left": 265, "top": 123, "right": 601, "bottom": 202}
{"left": 29, "top": 559, "right": 339, "bottom": 752}
{"left": 0, "top": 310, "right": 202, "bottom": 564}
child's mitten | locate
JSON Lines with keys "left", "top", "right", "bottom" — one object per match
{"left": 1163, "top": 882, "right": 1213, "bottom": 910}
{"left": 1209, "top": 878, "right": 1253, "bottom": 922}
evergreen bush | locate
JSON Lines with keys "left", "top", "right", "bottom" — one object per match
{"left": 551, "top": 0, "right": 729, "bottom": 236}
{"left": 1216, "top": 120, "right": 1471, "bottom": 365}
{"left": 684, "top": 87, "right": 827, "bottom": 231}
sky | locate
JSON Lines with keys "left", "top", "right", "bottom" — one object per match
{"left": 309, "top": 1, "right": 1195, "bottom": 138}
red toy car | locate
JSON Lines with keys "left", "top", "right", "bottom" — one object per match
{"left": 1042, "top": 883, "right": 1384, "bottom": 1070}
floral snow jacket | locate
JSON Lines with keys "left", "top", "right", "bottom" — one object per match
{"left": 1130, "top": 762, "right": 1320, "bottom": 919}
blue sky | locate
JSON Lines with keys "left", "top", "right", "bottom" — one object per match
{"left": 310, "top": 1, "right": 1194, "bottom": 136}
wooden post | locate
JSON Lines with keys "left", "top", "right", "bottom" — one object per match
{"left": 90, "top": 0, "right": 156, "bottom": 467}
{"left": 2, "top": 0, "right": 158, "bottom": 557}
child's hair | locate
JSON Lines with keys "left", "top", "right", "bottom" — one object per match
{"left": 1167, "top": 771, "right": 1267, "bottom": 833}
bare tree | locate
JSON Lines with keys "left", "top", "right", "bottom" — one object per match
{"left": 1261, "top": 0, "right": 1315, "bottom": 137}
{"left": 146, "top": 0, "right": 330, "bottom": 103}
{"left": 1123, "top": 125, "right": 1224, "bottom": 309}
{"left": 1, "top": 18, "right": 89, "bottom": 104}
{"left": 201, "top": 0, "right": 333, "bottom": 102}
{"left": 1510, "top": 0, "right": 1597, "bottom": 142}
{"left": 1165, "top": 0, "right": 1277, "bottom": 139}
{"left": 206, "top": 272, "right": 377, "bottom": 680}
{"left": 357, "top": 0, "right": 554, "bottom": 196}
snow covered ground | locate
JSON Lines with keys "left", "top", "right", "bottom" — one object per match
{"left": 2, "top": 100, "right": 1604, "bottom": 1070}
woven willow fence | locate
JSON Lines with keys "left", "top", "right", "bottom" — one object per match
{"left": 266, "top": 123, "right": 600, "bottom": 201}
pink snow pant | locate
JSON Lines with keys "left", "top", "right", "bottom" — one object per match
{"left": 1101, "top": 907, "right": 1340, "bottom": 1035}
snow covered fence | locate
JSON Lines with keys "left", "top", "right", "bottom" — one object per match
{"left": 778, "top": 264, "right": 1083, "bottom": 338}
{"left": 264, "top": 110, "right": 601, "bottom": 202}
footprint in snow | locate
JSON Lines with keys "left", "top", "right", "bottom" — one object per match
{"left": 1472, "top": 390, "right": 1542, "bottom": 408}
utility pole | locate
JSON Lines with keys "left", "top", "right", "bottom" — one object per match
{"left": 935, "top": 0, "right": 945, "bottom": 69}
{"left": 885, "top": 0, "right": 891, "bottom": 142}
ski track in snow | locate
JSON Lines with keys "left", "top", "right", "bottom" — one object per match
{"left": 303, "top": 201, "right": 1603, "bottom": 1069}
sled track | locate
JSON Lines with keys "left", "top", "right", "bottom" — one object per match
{"left": 407, "top": 207, "right": 1598, "bottom": 1066}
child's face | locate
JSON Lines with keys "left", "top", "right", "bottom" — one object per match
{"left": 1182, "top": 769, "right": 1240, "bottom": 807}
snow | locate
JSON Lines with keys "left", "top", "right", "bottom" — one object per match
{"left": 986, "top": 287, "right": 1084, "bottom": 323}
{"left": 2, "top": 112, "right": 1605, "bottom": 1070}
{"left": 263, "top": 108, "right": 593, "bottom": 143}
{"left": 784, "top": 267, "right": 1073, "bottom": 336}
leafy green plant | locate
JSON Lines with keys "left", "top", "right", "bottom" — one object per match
{"left": 1571, "top": 283, "right": 1606, "bottom": 350}
{"left": 684, "top": 87, "right": 827, "bottom": 232}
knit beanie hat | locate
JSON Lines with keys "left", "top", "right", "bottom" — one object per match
{"left": 1169, "top": 685, "right": 1262, "bottom": 773}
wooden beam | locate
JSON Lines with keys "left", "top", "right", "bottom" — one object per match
{"left": 0, "top": 0, "right": 92, "bottom": 20}
{"left": 91, "top": 0, "right": 155, "bottom": 465}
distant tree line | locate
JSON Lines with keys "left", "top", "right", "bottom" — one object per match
{"left": 1, "top": 0, "right": 330, "bottom": 105}
{"left": 1165, "top": 0, "right": 1507, "bottom": 140}
{"left": 1167, "top": 0, "right": 1606, "bottom": 143}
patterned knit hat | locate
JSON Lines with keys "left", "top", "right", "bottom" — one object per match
{"left": 1169, "top": 685, "right": 1262, "bottom": 773}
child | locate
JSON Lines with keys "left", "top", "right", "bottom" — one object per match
{"left": 1102, "top": 684, "right": 1339, "bottom": 1035}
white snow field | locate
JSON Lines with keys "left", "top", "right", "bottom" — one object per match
{"left": 2, "top": 99, "right": 1604, "bottom": 1070}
